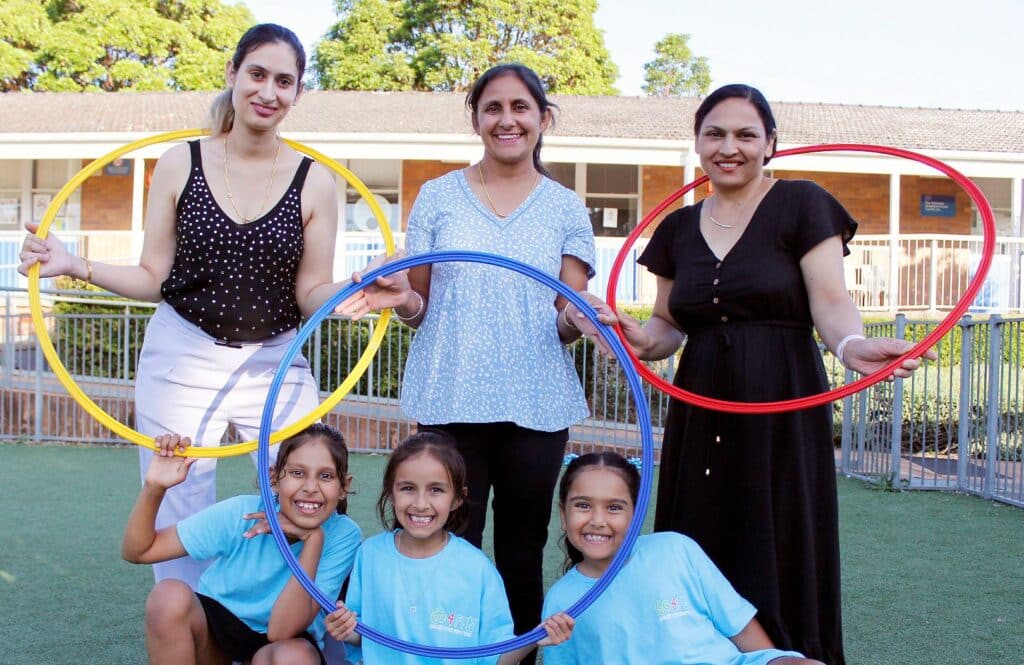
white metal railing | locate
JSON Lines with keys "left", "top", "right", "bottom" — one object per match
{"left": 2, "top": 230, "right": 1022, "bottom": 312}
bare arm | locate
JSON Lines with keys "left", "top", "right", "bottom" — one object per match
{"left": 293, "top": 163, "right": 343, "bottom": 316}
{"left": 728, "top": 617, "right": 776, "bottom": 653}
{"left": 803, "top": 236, "right": 935, "bottom": 377}
{"left": 554, "top": 256, "right": 590, "bottom": 343}
{"left": 497, "top": 613, "right": 575, "bottom": 665}
{"left": 19, "top": 144, "right": 188, "bottom": 301}
{"left": 622, "top": 276, "right": 685, "bottom": 360}
{"left": 266, "top": 528, "right": 325, "bottom": 641}
{"left": 122, "top": 434, "right": 193, "bottom": 563}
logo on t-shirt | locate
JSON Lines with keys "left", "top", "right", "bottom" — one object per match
{"left": 655, "top": 596, "right": 692, "bottom": 622}
{"left": 429, "top": 607, "right": 479, "bottom": 637}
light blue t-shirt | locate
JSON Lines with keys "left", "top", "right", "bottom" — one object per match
{"left": 176, "top": 494, "right": 361, "bottom": 646}
{"left": 402, "top": 169, "right": 596, "bottom": 432}
{"left": 541, "top": 533, "right": 805, "bottom": 665}
{"left": 344, "top": 530, "right": 515, "bottom": 665}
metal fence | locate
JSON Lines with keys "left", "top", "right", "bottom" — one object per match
{"left": 2, "top": 288, "right": 1022, "bottom": 508}
{"left": 5, "top": 231, "right": 1024, "bottom": 312}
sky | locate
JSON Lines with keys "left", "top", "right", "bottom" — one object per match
{"left": 235, "top": 0, "right": 1022, "bottom": 111}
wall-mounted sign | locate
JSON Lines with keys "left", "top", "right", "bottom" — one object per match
{"left": 103, "top": 158, "right": 132, "bottom": 176}
{"left": 921, "top": 194, "right": 955, "bottom": 217}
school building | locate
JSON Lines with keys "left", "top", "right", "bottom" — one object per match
{"left": 1, "top": 91, "right": 1022, "bottom": 310}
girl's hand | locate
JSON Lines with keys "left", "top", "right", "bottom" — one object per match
{"left": 563, "top": 293, "right": 619, "bottom": 355}
{"left": 325, "top": 600, "right": 359, "bottom": 642}
{"left": 536, "top": 612, "right": 575, "bottom": 646}
{"left": 336, "top": 251, "right": 412, "bottom": 319}
{"left": 144, "top": 434, "right": 195, "bottom": 490}
{"left": 242, "top": 511, "right": 320, "bottom": 542}
{"left": 843, "top": 337, "right": 938, "bottom": 379}
{"left": 17, "top": 222, "right": 82, "bottom": 279}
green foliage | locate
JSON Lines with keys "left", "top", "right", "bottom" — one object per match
{"left": 642, "top": 32, "right": 711, "bottom": 97}
{"left": 0, "top": 0, "right": 252, "bottom": 92}
{"left": 314, "top": 0, "right": 618, "bottom": 94}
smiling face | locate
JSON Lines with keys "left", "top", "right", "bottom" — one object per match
{"left": 560, "top": 467, "right": 635, "bottom": 577}
{"left": 390, "top": 452, "right": 463, "bottom": 556}
{"left": 274, "top": 439, "right": 349, "bottom": 530}
{"left": 695, "top": 96, "right": 776, "bottom": 192}
{"left": 226, "top": 40, "right": 302, "bottom": 132}
{"left": 472, "top": 72, "right": 551, "bottom": 168}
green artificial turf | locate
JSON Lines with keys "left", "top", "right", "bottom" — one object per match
{"left": 0, "top": 444, "right": 1020, "bottom": 664}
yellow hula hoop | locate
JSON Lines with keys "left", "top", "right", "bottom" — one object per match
{"left": 28, "top": 129, "right": 395, "bottom": 457}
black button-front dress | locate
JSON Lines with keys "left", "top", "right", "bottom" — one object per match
{"left": 639, "top": 179, "right": 857, "bottom": 665}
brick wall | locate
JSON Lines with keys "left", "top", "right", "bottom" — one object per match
{"left": 401, "top": 160, "right": 467, "bottom": 230}
{"left": 770, "top": 170, "right": 972, "bottom": 235}
{"left": 80, "top": 160, "right": 134, "bottom": 230}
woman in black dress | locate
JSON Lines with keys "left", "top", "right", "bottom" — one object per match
{"left": 566, "top": 84, "right": 933, "bottom": 664}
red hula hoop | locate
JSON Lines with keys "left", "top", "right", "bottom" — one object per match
{"left": 606, "top": 143, "right": 997, "bottom": 414}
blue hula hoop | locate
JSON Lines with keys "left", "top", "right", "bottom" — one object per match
{"left": 257, "top": 250, "right": 654, "bottom": 658}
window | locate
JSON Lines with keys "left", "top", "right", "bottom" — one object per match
{"left": 584, "top": 164, "right": 639, "bottom": 238}
{"left": 343, "top": 159, "right": 400, "bottom": 235}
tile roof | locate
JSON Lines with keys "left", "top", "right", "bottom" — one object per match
{"left": 1, "top": 90, "right": 1022, "bottom": 154}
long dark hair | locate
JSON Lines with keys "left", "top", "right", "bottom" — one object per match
{"left": 558, "top": 452, "right": 641, "bottom": 573}
{"left": 206, "top": 23, "right": 306, "bottom": 135}
{"left": 376, "top": 431, "right": 470, "bottom": 535}
{"left": 465, "top": 63, "right": 558, "bottom": 178}
{"left": 274, "top": 422, "right": 349, "bottom": 514}
{"left": 694, "top": 83, "right": 777, "bottom": 165}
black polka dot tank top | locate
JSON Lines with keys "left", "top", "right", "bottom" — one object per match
{"left": 160, "top": 140, "right": 311, "bottom": 342}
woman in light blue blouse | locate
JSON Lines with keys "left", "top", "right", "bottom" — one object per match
{"left": 386, "top": 63, "right": 597, "bottom": 662}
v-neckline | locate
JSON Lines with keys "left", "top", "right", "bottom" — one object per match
{"left": 697, "top": 180, "right": 779, "bottom": 262}
{"left": 458, "top": 168, "right": 545, "bottom": 225}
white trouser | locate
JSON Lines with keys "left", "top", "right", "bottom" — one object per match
{"left": 135, "top": 303, "right": 320, "bottom": 587}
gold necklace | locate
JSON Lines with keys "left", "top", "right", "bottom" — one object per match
{"left": 223, "top": 134, "right": 281, "bottom": 223}
{"left": 706, "top": 180, "right": 769, "bottom": 231}
{"left": 477, "top": 163, "right": 539, "bottom": 219}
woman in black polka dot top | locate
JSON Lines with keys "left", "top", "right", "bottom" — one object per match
{"left": 18, "top": 24, "right": 414, "bottom": 588}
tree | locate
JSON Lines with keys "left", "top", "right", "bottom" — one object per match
{"left": 642, "top": 32, "right": 711, "bottom": 98}
{"left": 0, "top": 0, "right": 253, "bottom": 92}
{"left": 314, "top": 0, "right": 618, "bottom": 94}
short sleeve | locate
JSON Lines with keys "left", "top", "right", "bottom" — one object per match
{"left": 539, "top": 576, "right": 580, "bottom": 665}
{"left": 404, "top": 180, "right": 438, "bottom": 257}
{"left": 638, "top": 208, "right": 685, "bottom": 279}
{"left": 480, "top": 564, "right": 516, "bottom": 651}
{"left": 794, "top": 181, "right": 858, "bottom": 258}
{"left": 313, "top": 517, "right": 361, "bottom": 604}
{"left": 343, "top": 544, "right": 365, "bottom": 615}
{"left": 681, "top": 536, "right": 756, "bottom": 638}
{"left": 176, "top": 495, "right": 249, "bottom": 561}
{"left": 561, "top": 193, "right": 596, "bottom": 279}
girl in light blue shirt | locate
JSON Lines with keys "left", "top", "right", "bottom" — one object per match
{"left": 325, "top": 431, "right": 573, "bottom": 664}
{"left": 542, "top": 452, "right": 824, "bottom": 665}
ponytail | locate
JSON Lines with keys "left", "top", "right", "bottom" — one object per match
{"left": 205, "top": 89, "right": 235, "bottom": 136}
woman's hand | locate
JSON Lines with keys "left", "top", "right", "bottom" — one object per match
{"left": 843, "top": 337, "right": 938, "bottom": 379}
{"left": 336, "top": 251, "right": 414, "bottom": 319}
{"left": 325, "top": 601, "right": 359, "bottom": 642}
{"left": 17, "top": 222, "right": 83, "bottom": 279}
{"left": 144, "top": 434, "right": 196, "bottom": 490}
{"left": 563, "top": 293, "right": 620, "bottom": 355}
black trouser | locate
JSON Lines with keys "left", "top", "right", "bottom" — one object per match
{"left": 420, "top": 422, "right": 568, "bottom": 665}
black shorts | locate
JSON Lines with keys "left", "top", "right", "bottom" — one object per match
{"left": 196, "top": 593, "right": 326, "bottom": 665}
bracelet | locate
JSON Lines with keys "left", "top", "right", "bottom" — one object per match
{"left": 81, "top": 256, "right": 93, "bottom": 284}
{"left": 561, "top": 303, "right": 579, "bottom": 332}
{"left": 834, "top": 333, "right": 866, "bottom": 366}
{"left": 394, "top": 290, "right": 424, "bottom": 322}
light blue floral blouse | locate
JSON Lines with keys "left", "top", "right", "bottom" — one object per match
{"left": 401, "top": 169, "right": 596, "bottom": 432}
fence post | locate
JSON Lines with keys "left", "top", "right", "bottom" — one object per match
{"left": 840, "top": 365, "right": 854, "bottom": 476}
{"left": 34, "top": 316, "right": 44, "bottom": 443}
{"left": 312, "top": 322, "right": 322, "bottom": 396}
{"left": 929, "top": 237, "right": 938, "bottom": 310}
{"left": 3, "top": 291, "right": 13, "bottom": 384}
{"left": 889, "top": 314, "right": 906, "bottom": 486}
{"left": 983, "top": 315, "right": 1003, "bottom": 500}
{"left": 122, "top": 304, "right": 131, "bottom": 382}
{"left": 956, "top": 315, "right": 973, "bottom": 492}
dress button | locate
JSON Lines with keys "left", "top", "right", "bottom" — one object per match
{"left": 715, "top": 262, "right": 722, "bottom": 269}
{"left": 721, "top": 315, "right": 729, "bottom": 322}
{"left": 713, "top": 297, "right": 719, "bottom": 304}
{"left": 713, "top": 278, "right": 719, "bottom": 285}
